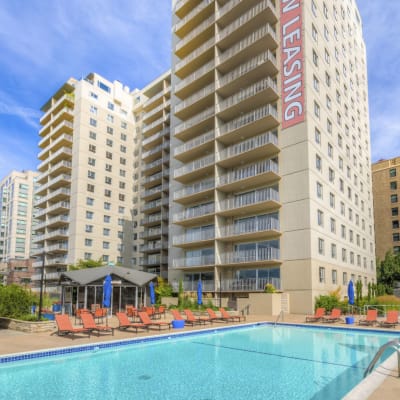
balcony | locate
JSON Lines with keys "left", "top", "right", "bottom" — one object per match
{"left": 175, "top": 15, "right": 215, "bottom": 59}
{"left": 173, "top": 202, "right": 215, "bottom": 226}
{"left": 35, "top": 215, "right": 69, "bottom": 230}
{"left": 217, "top": 187, "right": 280, "bottom": 217}
{"left": 141, "top": 213, "right": 163, "bottom": 226}
{"left": 140, "top": 240, "right": 168, "bottom": 253}
{"left": 175, "top": 82, "right": 215, "bottom": 119}
{"left": 174, "top": 106, "right": 214, "bottom": 141}
{"left": 140, "top": 255, "right": 168, "bottom": 266}
{"left": 219, "top": 247, "right": 280, "bottom": 267}
{"left": 216, "top": 104, "right": 279, "bottom": 145}
{"left": 143, "top": 87, "right": 170, "bottom": 110}
{"left": 172, "top": 227, "right": 215, "bottom": 248}
{"left": 220, "top": 277, "right": 281, "bottom": 292}
{"left": 140, "top": 227, "right": 168, "bottom": 240}
{"left": 142, "top": 114, "right": 169, "bottom": 137}
{"left": 46, "top": 228, "right": 69, "bottom": 241}
{"left": 142, "top": 101, "right": 169, "bottom": 125}
{"left": 217, "top": 50, "right": 278, "bottom": 98}
{"left": 142, "top": 128, "right": 169, "bottom": 150}
{"left": 37, "top": 147, "right": 72, "bottom": 172}
{"left": 39, "top": 107, "right": 74, "bottom": 143}
{"left": 172, "top": 255, "right": 215, "bottom": 268}
{"left": 36, "top": 174, "right": 71, "bottom": 196}
{"left": 142, "top": 198, "right": 168, "bottom": 214}
{"left": 46, "top": 256, "right": 68, "bottom": 266}
{"left": 36, "top": 160, "right": 72, "bottom": 184}
{"left": 216, "top": 77, "right": 278, "bottom": 120}
{"left": 216, "top": 130, "right": 279, "bottom": 168}
{"left": 31, "top": 271, "right": 63, "bottom": 282}
{"left": 175, "top": 59, "right": 215, "bottom": 99}
{"left": 142, "top": 171, "right": 163, "bottom": 188}
{"left": 174, "top": 0, "right": 202, "bottom": 18}
{"left": 35, "top": 201, "right": 70, "bottom": 218}
{"left": 34, "top": 188, "right": 71, "bottom": 207}
{"left": 217, "top": 217, "right": 280, "bottom": 241}
{"left": 142, "top": 141, "right": 170, "bottom": 163}
{"left": 173, "top": 178, "right": 214, "bottom": 204}
{"left": 45, "top": 242, "right": 68, "bottom": 254}
{"left": 174, "top": 154, "right": 215, "bottom": 183}
{"left": 174, "top": 130, "right": 215, "bottom": 163}
{"left": 171, "top": 280, "right": 215, "bottom": 291}
{"left": 40, "top": 94, "right": 74, "bottom": 129}
{"left": 38, "top": 132, "right": 73, "bottom": 161}
{"left": 142, "top": 185, "right": 163, "bottom": 201}
{"left": 142, "top": 158, "right": 163, "bottom": 176}
{"left": 217, "top": 159, "right": 279, "bottom": 192}
{"left": 175, "top": 37, "right": 215, "bottom": 79}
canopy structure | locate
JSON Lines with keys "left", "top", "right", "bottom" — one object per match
{"left": 59, "top": 266, "right": 157, "bottom": 315}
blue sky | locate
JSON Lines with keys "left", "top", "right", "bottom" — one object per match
{"left": 0, "top": 1, "right": 399, "bottom": 179}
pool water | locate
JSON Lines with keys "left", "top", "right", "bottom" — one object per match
{"left": 0, "top": 324, "right": 397, "bottom": 400}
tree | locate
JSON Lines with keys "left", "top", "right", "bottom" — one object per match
{"left": 0, "top": 285, "right": 36, "bottom": 318}
{"left": 376, "top": 251, "right": 400, "bottom": 294}
{"left": 69, "top": 258, "right": 103, "bottom": 270}
{"left": 154, "top": 277, "right": 172, "bottom": 303}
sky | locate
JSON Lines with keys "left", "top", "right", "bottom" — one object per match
{"left": 0, "top": 0, "right": 399, "bottom": 179}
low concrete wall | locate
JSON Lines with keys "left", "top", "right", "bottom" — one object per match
{"left": 0, "top": 317, "right": 55, "bottom": 333}
{"left": 237, "top": 293, "right": 290, "bottom": 316}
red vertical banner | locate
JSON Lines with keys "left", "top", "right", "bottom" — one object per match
{"left": 281, "top": 0, "right": 305, "bottom": 129}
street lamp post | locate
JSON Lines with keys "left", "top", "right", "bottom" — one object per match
{"left": 38, "top": 252, "right": 45, "bottom": 321}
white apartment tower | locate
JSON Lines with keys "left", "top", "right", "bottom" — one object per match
{"left": 170, "top": 0, "right": 375, "bottom": 312}
{"left": 34, "top": 73, "right": 142, "bottom": 293}
{"left": 0, "top": 170, "right": 39, "bottom": 262}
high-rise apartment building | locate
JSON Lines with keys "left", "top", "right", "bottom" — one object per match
{"left": 34, "top": 73, "right": 142, "bottom": 294}
{"left": 169, "top": 0, "right": 375, "bottom": 312}
{"left": 0, "top": 170, "right": 39, "bottom": 262}
{"left": 372, "top": 157, "right": 400, "bottom": 261}
{"left": 139, "top": 72, "right": 171, "bottom": 279}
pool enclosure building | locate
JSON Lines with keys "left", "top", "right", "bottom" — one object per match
{"left": 59, "top": 266, "right": 157, "bottom": 315}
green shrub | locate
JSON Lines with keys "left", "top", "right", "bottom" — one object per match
{"left": 0, "top": 285, "right": 36, "bottom": 318}
{"left": 314, "top": 294, "right": 340, "bottom": 312}
{"left": 264, "top": 284, "right": 276, "bottom": 293}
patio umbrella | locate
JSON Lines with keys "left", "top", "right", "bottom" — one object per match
{"left": 197, "top": 280, "right": 203, "bottom": 306}
{"left": 103, "top": 274, "right": 112, "bottom": 308}
{"left": 149, "top": 281, "right": 156, "bottom": 305}
{"left": 348, "top": 280, "right": 355, "bottom": 314}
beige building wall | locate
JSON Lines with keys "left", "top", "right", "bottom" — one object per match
{"left": 372, "top": 157, "right": 400, "bottom": 261}
{"left": 169, "top": 0, "right": 375, "bottom": 313}
{"left": 34, "top": 73, "right": 142, "bottom": 293}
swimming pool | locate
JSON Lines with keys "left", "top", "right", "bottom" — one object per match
{"left": 0, "top": 323, "right": 397, "bottom": 400}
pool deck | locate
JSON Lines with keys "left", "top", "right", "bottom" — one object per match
{"left": 0, "top": 313, "right": 399, "bottom": 399}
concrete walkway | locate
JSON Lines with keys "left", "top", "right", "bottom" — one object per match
{"left": 0, "top": 313, "right": 399, "bottom": 399}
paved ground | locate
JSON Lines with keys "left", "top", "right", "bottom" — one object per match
{"left": 0, "top": 313, "right": 399, "bottom": 399}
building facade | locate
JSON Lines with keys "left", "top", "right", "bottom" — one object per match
{"left": 169, "top": 0, "right": 375, "bottom": 312}
{"left": 372, "top": 157, "right": 400, "bottom": 261}
{"left": 34, "top": 74, "right": 143, "bottom": 293}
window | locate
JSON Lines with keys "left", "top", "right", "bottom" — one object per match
{"left": 103, "top": 242, "right": 110, "bottom": 249}
{"left": 317, "top": 182, "right": 323, "bottom": 199}
{"left": 390, "top": 168, "right": 397, "bottom": 177}
{"left": 317, "top": 210, "right": 324, "bottom": 226}
{"left": 119, "top": 194, "right": 125, "bottom": 201}
{"left": 314, "top": 101, "right": 320, "bottom": 118}
{"left": 121, "top": 133, "right": 127, "bottom": 141}
{"left": 118, "top": 206, "right": 125, "bottom": 214}
{"left": 392, "top": 207, "right": 399, "bottom": 217}
{"left": 316, "top": 155, "right": 322, "bottom": 171}
{"left": 105, "top": 164, "right": 112, "bottom": 172}
{"left": 85, "top": 225, "right": 93, "bottom": 233}
{"left": 103, "top": 228, "right": 110, "bottom": 236}
{"left": 85, "top": 239, "right": 93, "bottom": 247}
{"left": 88, "top": 157, "right": 96, "bottom": 166}
{"left": 106, "top": 139, "right": 113, "bottom": 147}
{"left": 393, "top": 233, "right": 400, "bottom": 242}
{"left": 89, "top": 118, "right": 97, "bottom": 127}
{"left": 313, "top": 50, "right": 318, "bottom": 66}
{"left": 329, "top": 168, "right": 335, "bottom": 183}
{"left": 390, "top": 181, "right": 397, "bottom": 190}
{"left": 87, "top": 184, "right": 94, "bottom": 193}
{"left": 343, "top": 272, "right": 348, "bottom": 285}
{"left": 318, "top": 238, "right": 325, "bottom": 255}
{"left": 326, "top": 95, "right": 331, "bottom": 109}
{"left": 313, "top": 75, "right": 319, "bottom": 91}
{"left": 107, "top": 101, "right": 114, "bottom": 111}
{"left": 120, "top": 157, "right": 126, "bottom": 165}
{"left": 327, "top": 119, "right": 332, "bottom": 134}
{"left": 107, "top": 126, "right": 114, "bottom": 135}
{"left": 106, "top": 151, "right": 113, "bottom": 160}
{"left": 332, "top": 269, "right": 337, "bottom": 284}
{"left": 86, "top": 211, "right": 94, "bottom": 219}
{"left": 325, "top": 72, "right": 331, "bottom": 87}
{"left": 105, "top": 177, "right": 112, "bottom": 185}
{"left": 104, "top": 215, "right": 111, "bottom": 223}
{"left": 315, "top": 128, "right": 321, "bottom": 144}
{"left": 319, "top": 267, "right": 325, "bottom": 283}
{"left": 324, "top": 49, "right": 330, "bottom": 64}
{"left": 107, "top": 114, "right": 114, "bottom": 123}
{"left": 89, "top": 144, "right": 96, "bottom": 153}
{"left": 311, "top": 0, "right": 317, "bottom": 16}
{"left": 120, "top": 145, "right": 127, "bottom": 153}
{"left": 84, "top": 252, "right": 92, "bottom": 260}
{"left": 88, "top": 170, "right": 95, "bottom": 179}
{"left": 86, "top": 197, "right": 94, "bottom": 206}
{"left": 121, "top": 121, "right": 127, "bottom": 129}
{"left": 329, "top": 192, "right": 335, "bottom": 208}
{"left": 391, "top": 194, "right": 398, "bottom": 203}
{"left": 89, "top": 131, "right": 96, "bottom": 139}
{"left": 393, "top": 220, "right": 399, "bottom": 229}
{"left": 342, "top": 248, "right": 347, "bottom": 262}
{"left": 330, "top": 218, "right": 336, "bottom": 233}
{"left": 104, "top": 189, "right": 112, "bottom": 197}
{"left": 104, "top": 202, "right": 111, "bottom": 210}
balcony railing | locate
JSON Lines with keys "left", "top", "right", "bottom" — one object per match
{"left": 174, "top": 178, "right": 214, "bottom": 201}
{"left": 36, "top": 160, "right": 72, "bottom": 183}
{"left": 173, "top": 202, "right": 215, "bottom": 223}
{"left": 35, "top": 201, "right": 70, "bottom": 218}
{"left": 173, "top": 255, "right": 215, "bottom": 268}
{"left": 218, "top": 187, "right": 279, "bottom": 212}
{"left": 143, "top": 158, "right": 163, "bottom": 172}
{"left": 217, "top": 159, "right": 278, "bottom": 187}
{"left": 217, "top": 50, "right": 277, "bottom": 88}
{"left": 220, "top": 277, "right": 281, "bottom": 291}
{"left": 34, "top": 188, "right": 71, "bottom": 206}
{"left": 216, "top": 130, "right": 278, "bottom": 161}
{"left": 173, "top": 227, "right": 215, "bottom": 245}
{"left": 175, "top": 15, "right": 215, "bottom": 53}
{"left": 175, "top": 37, "right": 215, "bottom": 73}
{"left": 175, "top": 82, "right": 215, "bottom": 114}
{"left": 221, "top": 247, "right": 280, "bottom": 264}
{"left": 142, "top": 128, "right": 170, "bottom": 147}
{"left": 217, "top": 104, "right": 278, "bottom": 138}
{"left": 40, "top": 94, "right": 74, "bottom": 125}
{"left": 143, "top": 86, "right": 170, "bottom": 109}
{"left": 174, "top": 106, "right": 214, "bottom": 136}
{"left": 218, "top": 217, "right": 280, "bottom": 238}
{"left": 142, "top": 141, "right": 170, "bottom": 160}
{"left": 174, "top": 130, "right": 215, "bottom": 157}
{"left": 35, "top": 215, "right": 69, "bottom": 230}
{"left": 143, "top": 185, "right": 162, "bottom": 198}
{"left": 174, "top": 154, "right": 215, "bottom": 179}
{"left": 37, "top": 147, "right": 72, "bottom": 171}
{"left": 141, "top": 213, "right": 162, "bottom": 225}
{"left": 218, "top": 77, "right": 277, "bottom": 113}
{"left": 175, "top": 59, "right": 215, "bottom": 93}
{"left": 174, "top": 0, "right": 214, "bottom": 33}
{"left": 218, "top": 0, "right": 276, "bottom": 42}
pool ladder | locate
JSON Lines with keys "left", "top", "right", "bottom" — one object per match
{"left": 274, "top": 310, "right": 284, "bottom": 327}
{"left": 364, "top": 339, "right": 400, "bottom": 378}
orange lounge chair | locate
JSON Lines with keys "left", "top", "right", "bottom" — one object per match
{"left": 306, "top": 307, "right": 325, "bottom": 323}
{"left": 322, "top": 308, "right": 342, "bottom": 323}
{"left": 116, "top": 312, "right": 148, "bottom": 333}
{"left": 219, "top": 308, "right": 246, "bottom": 322}
{"left": 378, "top": 310, "right": 399, "bottom": 328}
{"left": 184, "top": 309, "right": 212, "bottom": 325}
{"left": 138, "top": 311, "right": 171, "bottom": 330}
{"left": 206, "top": 308, "right": 230, "bottom": 323}
{"left": 55, "top": 314, "right": 91, "bottom": 339}
{"left": 81, "top": 312, "right": 114, "bottom": 336}
{"left": 170, "top": 309, "right": 197, "bottom": 326}
{"left": 358, "top": 309, "right": 378, "bottom": 326}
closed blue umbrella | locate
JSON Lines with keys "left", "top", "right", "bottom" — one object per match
{"left": 197, "top": 280, "right": 202, "bottom": 306}
{"left": 149, "top": 281, "right": 156, "bottom": 305}
{"left": 348, "top": 280, "right": 355, "bottom": 305}
{"left": 103, "top": 274, "right": 112, "bottom": 308}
